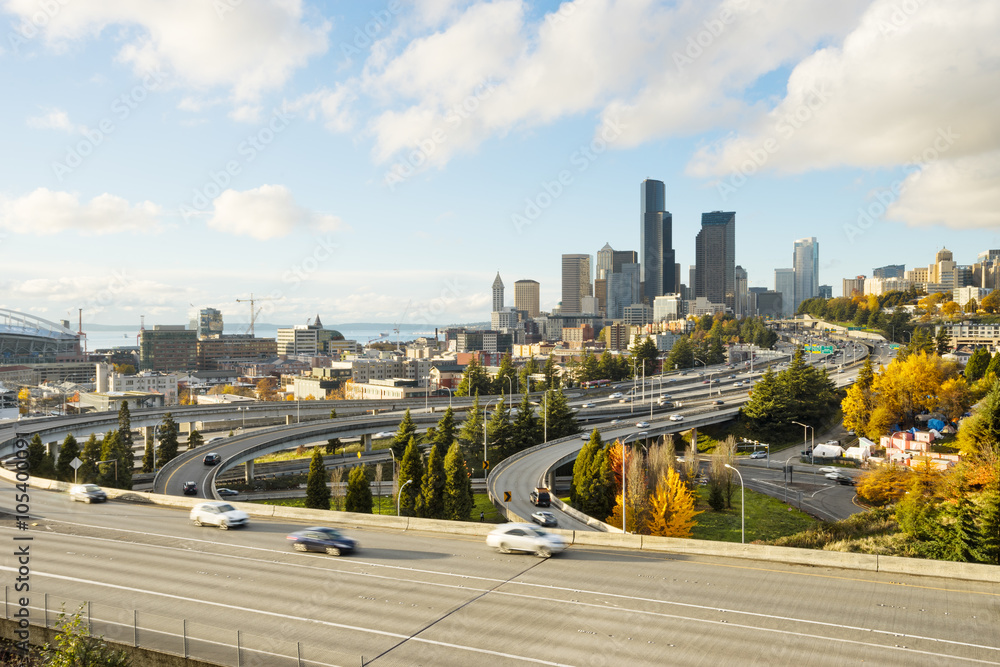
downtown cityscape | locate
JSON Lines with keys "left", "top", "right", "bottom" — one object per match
{"left": 1, "top": 2, "right": 1000, "bottom": 666}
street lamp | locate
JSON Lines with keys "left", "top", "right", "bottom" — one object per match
{"left": 724, "top": 463, "right": 745, "bottom": 544}
{"left": 443, "top": 386, "right": 453, "bottom": 408}
{"left": 630, "top": 358, "right": 639, "bottom": 414}
{"left": 397, "top": 479, "right": 412, "bottom": 517}
{"left": 484, "top": 398, "right": 497, "bottom": 476}
{"left": 791, "top": 421, "right": 815, "bottom": 465}
{"left": 96, "top": 459, "right": 118, "bottom": 482}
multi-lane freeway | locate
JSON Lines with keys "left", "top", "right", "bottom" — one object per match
{"left": 2, "top": 482, "right": 999, "bottom": 666}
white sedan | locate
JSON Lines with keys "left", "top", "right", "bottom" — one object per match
{"left": 636, "top": 421, "right": 650, "bottom": 428}
{"left": 818, "top": 467, "right": 839, "bottom": 474}
{"left": 609, "top": 392, "right": 623, "bottom": 399}
{"left": 669, "top": 414, "right": 685, "bottom": 422}
{"left": 190, "top": 502, "right": 250, "bottom": 530}
{"left": 486, "top": 523, "right": 567, "bottom": 557}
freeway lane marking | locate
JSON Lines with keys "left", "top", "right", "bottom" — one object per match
{"left": 0, "top": 567, "right": 575, "bottom": 667}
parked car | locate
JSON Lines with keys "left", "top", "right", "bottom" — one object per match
{"left": 203, "top": 452, "right": 221, "bottom": 465}
{"left": 749, "top": 450, "right": 767, "bottom": 459}
{"left": 286, "top": 527, "right": 357, "bottom": 556}
{"left": 182, "top": 481, "right": 198, "bottom": 495}
{"left": 189, "top": 501, "right": 249, "bottom": 530}
{"left": 530, "top": 511, "right": 558, "bottom": 527}
{"left": 486, "top": 523, "right": 567, "bottom": 557}
{"left": 216, "top": 488, "right": 239, "bottom": 498}
{"left": 669, "top": 414, "right": 684, "bottom": 422}
{"left": 69, "top": 484, "right": 107, "bottom": 503}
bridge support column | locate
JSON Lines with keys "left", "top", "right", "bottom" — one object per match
{"left": 362, "top": 433, "right": 372, "bottom": 453}
{"left": 142, "top": 426, "right": 153, "bottom": 443}
{"left": 245, "top": 460, "right": 254, "bottom": 482}
{"left": 286, "top": 415, "right": 294, "bottom": 425}
{"left": 545, "top": 471, "right": 555, "bottom": 490}
{"left": 179, "top": 422, "right": 192, "bottom": 435}
{"left": 46, "top": 441, "right": 60, "bottom": 462}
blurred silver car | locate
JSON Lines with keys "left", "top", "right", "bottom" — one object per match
{"left": 486, "top": 523, "right": 567, "bottom": 557}
{"left": 69, "top": 484, "right": 107, "bottom": 503}
{"left": 190, "top": 501, "right": 249, "bottom": 530}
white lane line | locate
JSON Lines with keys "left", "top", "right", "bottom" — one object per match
{"left": 0, "top": 567, "right": 573, "bottom": 667}
{"left": 6, "top": 527, "right": 999, "bottom": 659}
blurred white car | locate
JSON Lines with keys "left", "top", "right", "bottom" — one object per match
{"left": 486, "top": 523, "right": 567, "bottom": 557}
{"left": 669, "top": 414, "right": 684, "bottom": 422}
{"left": 190, "top": 501, "right": 249, "bottom": 530}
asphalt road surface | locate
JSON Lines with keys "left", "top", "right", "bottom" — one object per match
{"left": 3, "top": 483, "right": 999, "bottom": 666}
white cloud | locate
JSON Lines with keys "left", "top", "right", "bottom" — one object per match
{"left": 4, "top": 0, "right": 330, "bottom": 107}
{"left": 26, "top": 108, "right": 80, "bottom": 133}
{"left": 887, "top": 152, "right": 1000, "bottom": 230}
{"left": 205, "top": 185, "right": 345, "bottom": 240}
{"left": 0, "top": 189, "right": 162, "bottom": 235}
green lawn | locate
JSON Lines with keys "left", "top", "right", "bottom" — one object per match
{"left": 249, "top": 493, "right": 504, "bottom": 522}
{"left": 691, "top": 486, "right": 820, "bottom": 543}
{"left": 254, "top": 438, "right": 394, "bottom": 463}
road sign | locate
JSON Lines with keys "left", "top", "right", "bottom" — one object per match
{"left": 70, "top": 457, "right": 82, "bottom": 470}
{"left": 483, "top": 460, "right": 489, "bottom": 470}
{"left": 503, "top": 491, "right": 511, "bottom": 502}
{"left": 821, "top": 346, "right": 835, "bottom": 354}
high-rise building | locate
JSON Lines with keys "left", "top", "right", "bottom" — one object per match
{"left": 843, "top": 275, "right": 866, "bottom": 297}
{"left": 792, "top": 237, "right": 819, "bottom": 312}
{"left": 596, "top": 243, "right": 614, "bottom": 280}
{"left": 195, "top": 308, "right": 223, "bottom": 339}
{"left": 640, "top": 179, "right": 676, "bottom": 300}
{"left": 514, "top": 280, "right": 540, "bottom": 318}
{"left": 755, "top": 291, "right": 784, "bottom": 318}
{"left": 613, "top": 250, "right": 638, "bottom": 274}
{"left": 973, "top": 250, "right": 1000, "bottom": 289}
{"left": 139, "top": 325, "right": 198, "bottom": 371}
{"left": 734, "top": 266, "right": 749, "bottom": 318}
{"left": 774, "top": 268, "right": 795, "bottom": 317}
{"left": 561, "top": 254, "right": 592, "bottom": 314}
{"left": 695, "top": 211, "right": 736, "bottom": 311}
{"left": 818, "top": 285, "right": 833, "bottom": 300}
{"left": 872, "top": 264, "right": 905, "bottom": 280}
{"left": 277, "top": 315, "right": 345, "bottom": 356}
{"left": 606, "top": 263, "right": 641, "bottom": 320}
{"left": 491, "top": 272, "right": 505, "bottom": 312}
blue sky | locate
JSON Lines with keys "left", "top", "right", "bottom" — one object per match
{"left": 1, "top": 0, "right": 997, "bottom": 330}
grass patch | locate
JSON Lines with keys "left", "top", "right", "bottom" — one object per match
{"left": 691, "top": 485, "right": 820, "bottom": 543}
{"left": 249, "top": 493, "right": 503, "bottom": 522}
{"left": 770, "top": 507, "right": 917, "bottom": 556}
{"left": 254, "top": 438, "right": 396, "bottom": 463}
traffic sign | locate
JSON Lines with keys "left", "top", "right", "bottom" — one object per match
{"left": 70, "top": 457, "right": 82, "bottom": 470}
{"left": 821, "top": 346, "right": 834, "bottom": 354}
{"left": 483, "top": 460, "right": 489, "bottom": 470}
{"left": 503, "top": 491, "right": 511, "bottom": 502}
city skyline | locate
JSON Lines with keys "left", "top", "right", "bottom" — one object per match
{"left": 1, "top": 1, "right": 997, "bottom": 327}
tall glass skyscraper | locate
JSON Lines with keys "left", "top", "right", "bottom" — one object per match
{"left": 640, "top": 179, "right": 676, "bottom": 300}
{"left": 792, "top": 237, "right": 819, "bottom": 313}
{"left": 695, "top": 211, "right": 736, "bottom": 310}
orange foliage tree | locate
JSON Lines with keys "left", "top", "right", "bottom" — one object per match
{"left": 856, "top": 463, "right": 910, "bottom": 506}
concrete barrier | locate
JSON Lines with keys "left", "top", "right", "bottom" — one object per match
{"left": 877, "top": 554, "right": 1000, "bottom": 583}
{"left": 571, "top": 531, "right": 643, "bottom": 550}
{"left": 639, "top": 537, "right": 879, "bottom": 572}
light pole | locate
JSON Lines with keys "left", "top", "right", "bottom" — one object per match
{"left": 484, "top": 398, "right": 497, "bottom": 476}
{"left": 724, "top": 463, "right": 745, "bottom": 543}
{"left": 397, "top": 479, "right": 412, "bottom": 517}
{"left": 791, "top": 421, "right": 815, "bottom": 465}
{"left": 542, "top": 390, "right": 549, "bottom": 443}
{"left": 443, "top": 386, "right": 453, "bottom": 408}
{"left": 630, "top": 358, "right": 639, "bottom": 414}
{"left": 96, "top": 459, "right": 118, "bottom": 482}
{"left": 504, "top": 376, "right": 514, "bottom": 404}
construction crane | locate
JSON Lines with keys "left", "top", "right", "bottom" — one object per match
{"left": 393, "top": 300, "right": 411, "bottom": 352}
{"left": 236, "top": 293, "right": 280, "bottom": 336}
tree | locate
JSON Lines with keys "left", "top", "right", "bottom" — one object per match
{"left": 842, "top": 357, "right": 877, "bottom": 438}
{"left": 329, "top": 467, "right": 346, "bottom": 511}
{"left": 27, "top": 433, "right": 54, "bottom": 479}
{"left": 18, "top": 387, "right": 31, "bottom": 415}
{"left": 98, "top": 430, "right": 131, "bottom": 489}
{"left": 542, "top": 354, "right": 560, "bottom": 390}
{"left": 956, "top": 381, "right": 1000, "bottom": 459}
{"left": 79, "top": 433, "right": 101, "bottom": 483}
{"left": 492, "top": 353, "right": 518, "bottom": 395}
{"left": 443, "top": 441, "right": 474, "bottom": 521}
{"left": 868, "top": 352, "right": 966, "bottom": 431}
{"left": 510, "top": 391, "right": 541, "bottom": 454}
{"left": 630, "top": 336, "right": 659, "bottom": 376}
{"left": 981, "top": 289, "right": 1000, "bottom": 314}
{"left": 156, "top": 413, "right": 180, "bottom": 465}
{"left": 710, "top": 435, "right": 737, "bottom": 509}
{"left": 935, "top": 325, "right": 953, "bottom": 353}
{"left": 391, "top": 409, "right": 418, "bottom": 460}
{"left": 856, "top": 464, "right": 910, "bottom": 506}
{"left": 965, "top": 348, "right": 992, "bottom": 383}
{"left": 455, "top": 357, "right": 491, "bottom": 397}
{"left": 645, "top": 468, "right": 701, "bottom": 538}
{"left": 398, "top": 438, "right": 423, "bottom": 516}
{"left": 256, "top": 377, "right": 278, "bottom": 400}
{"left": 329, "top": 408, "right": 338, "bottom": 419}
{"left": 544, "top": 388, "right": 579, "bottom": 439}
{"left": 986, "top": 353, "right": 1000, "bottom": 383}
{"left": 187, "top": 429, "right": 204, "bottom": 450}
{"left": 417, "top": 446, "right": 446, "bottom": 519}
{"left": 519, "top": 355, "right": 539, "bottom": 392}
{"left": 583, "top": 447, "right": 616, "bottom": 521}
{"left": 740, "top": 368, "right": 787, "bottom": 433}
{"left": 572, "top": 430, "right": 601, "bottom": 506}
{"left": 117, "top": 400, "right": 134, "bottom": 465}
{"left": 55, "top": 434, "right": 79, "bottom": 482}
{"left": 305, "top": 447, "right": 331, "bottom": 510}
{"left": 344, "top": 465, "right": 373, "bottom": 514}
{"left": 141, "top": 433, "right": 155, "bottom": 474}
{"left": 665, "top": 336, "right": 695, "bottom": 370}
{"left": 325, "top": 437, "right": 343, "bottom": 454}
{"left": 44, "top": 606, "right": 132, "bottom": 667}
{"left": 458, "top": 394, "right": 484, "bottom": 461}
{"left": 486, "top": 397, "right": 514, "bottom": 462}
{"left": 431, "top": 406, "right": 457, "bottom": 457}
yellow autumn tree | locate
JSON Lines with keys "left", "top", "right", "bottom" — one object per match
{"left": 645, "top": 468, "right": 701, "bottom": 538}
{"left": 864, "top": 352, "right": 965, "bottom": 432}
{"left": 17, "top": 388, "right": 31, "bottom": 415}
{"left": 856, "top": 463, "right": 910, "bottom": 506}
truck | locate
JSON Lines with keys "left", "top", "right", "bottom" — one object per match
{"left": 529, "top": 487, "right": 551, "bottom": 507}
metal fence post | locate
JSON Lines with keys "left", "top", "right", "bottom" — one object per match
{"left": 88, "top": 601, "right": 92, "bottom": 634}
{"left": 4, "top": 586, "right": 8, "bottom": 619}
{"left": 297, "top": 641, "right": 302, "bottom": 667}
{"left": 44, "top": 593, "right": 48, "bottom": 628}
{"left": 183, "top": 619, "right": 188, "bottom": 658}
{"left": 133, "top": 610, "right": 138, "bottom": 647}
{"left": 237, "top": 630, "right": 242, "bottom": 667}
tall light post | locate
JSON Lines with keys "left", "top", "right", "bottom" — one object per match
{"left": 724, "top": 463, "right": 745, "bottom": 543}
{"left": 630, "top": 358, "right": 639, "bottom": 414}
{"left": 542, "top": 389, "right": 549, "bottom": 443}
{"left": 397, "top": 479, "right": 412, "bottom": 517}
{"left": 504, "top": 376, "right": 514, "bottom": 404}
{"left": 443, "top": 386, "right": 453, "bottom": 408}
{"left": 791, "top": 421, "right": 814, "bottom": 465}
{"left": 484, "top": 398, "right": 497, "bottom": 476}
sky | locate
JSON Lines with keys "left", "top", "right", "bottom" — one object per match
{"left": 1, "top": 0, "right": 998, "bottom": 332}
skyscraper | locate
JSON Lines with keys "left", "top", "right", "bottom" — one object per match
{"left": 514, "top": 280, "right": 540, "bottom": 318}
{"left": 792, "top": 237, "right": 819, "bottom": 312}
{"left": 492, "top": 272, "right": 504, "bottom": 312}
{"left": 561, "top": 254, "right": 592, "bottom": 314}
{"left": 640, "top": 179, "right": 676, "bottom": 300}
{"left": 695, "top": 211, "right": 736, "bottom": 310}
{"left": 775, "top": 268, "right": 795, "bottom": 317}
{"left": 606, "top": 263, "right": 641, "bottom": 320}
{"left": 734, "top": 266, "right": 749, "bottom": 318}
{"left": 596, "top": 243, "right": 614, "bottom": 280}
{"left": 872, "top": 264, "right": 905, "bottom": 280}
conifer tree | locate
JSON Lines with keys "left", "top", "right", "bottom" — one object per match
{"left": 545, "top": 388, "right": 579, "bottom": 439}
{"left": 391, "top": 409, "right": 418, "bottom": 460}
{"left": 417, "top": 446, "right": 446, "bottom": 519}
{"left": 486, "top": 397, "right": 513, "bottom": 461}
{"left": 117, "top": 400, "right": 134, "bottom": 462}
{"left": 344, "top": 465, "right": 373, "bottom": 514}
{"left": 79, "top": 433, "right": 101, "bottom": 483}
{"left": 443, "top": 441, "right": 474, "bottom": 521}
{"left": 458, "top": 394, "right": 484, "bottom": 460}
{"left": 56, "top": 434, "right": 80, "bottom": 482}
{"left": 511, "top": 391, "right": 541, "bottom": 454}
{"left": 572, "top": 430, "right": 601, "bottom": 505}
{"left": 431, "top": 406, "right": 457, "bottom": 457}
{"left": 27, "top": 434, "right": 55, "bottom": 479}
{"left": 141, "top": 433, "right": 155, "bottom": 473}
{"left": 398, "top": 437, "right": 423, "bottom": 516}
{"left": 305, "top": 447, "right": 331, "bottom": 509}
{"left": 187, "top": 430, "right": 204, "bottom": 450}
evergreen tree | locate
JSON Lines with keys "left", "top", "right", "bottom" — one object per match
{"left": 510, "top": 391, "right": 541, "bottom": 454}
{"left": 187, "top": 429, "right": 204, "bottom": 450}
{"left": 443, "top": 441, "right": 474, "bottom": 521}
{"left": 572, "top": 430, "right": 601, "bottom": 505}
{"left": 542, "top": 354, "right": 560, "bottom": 390}
{"left": 156, "top": 413, "right": 180, "bottom": 465}
{"left": 975, "top": 482, "right": 1000, "bottom": 565}
{"left": 630, "top": 337, "right": 659, "bottom": 376}
{"left": 417, "top": 446, "right": 446, "bottom": 519}
{"left": 579, "top": 351, "right": 600, "bottom": 383}
{"left": 492, "top": 353, "right": 517, "bottom": 395}
{"left": 486, "top": 397, "right": 514, "bottom": 461}
{"left": 97, "top": 431, "right": 120, "bottom": 488}
{"left": 141, "top": 433, "right": 154, "bottom": 473}
{"left": 79, "top": 433, "right": 101, "bottom": 484}
{"left": 665, "top": 336, "right": 695, "bottom": 370}
{"left": 398, "top": 437, "right": 423, "bottom": 516}
{"left": 455, "top": 357, "right": 491, "bottom": 396}
{"left": 986, "top": 353, "right": 1000, "bottom": 383}
{"left": 941, "top": 490, "right": 977, "bottom": 562}
{"left": 117, "top": 400, "right": 134, "bottom": 467}
{"left": 740, "top": 368, "right": 788, "bottom": 435}
{"left": 305, "top": 447, "right": 331, "bottom": 509}
{"left": 545, "top": 388, "right": 579, "bottom": 439}
{"left": 935, "top": 327, "right": 952, "bottom": 356}
{"left": 344, "top": 465, "right": 373, "bottom": 514}
{"left": 519, "top": 356, "right": 539, "bottom": 392}
{"left": 325, "top": 437, "right": 343, "bottom": 454}
{"left": 56, "top": 434, "right": 80, "bottom": 482}
{"left": 965, "top": 348, "right": 992, "bottom": 383}
{"left": 391, "top": 408, "right": 418, "bottom": 460}
{"left": 458, "top": 394, "right": 484, "bottom": 460}
{"left": 329, "top": 408, "right": 338, "bottom": 419}
{"left": 27, "top": 433, "right": 55, "bottom": 478}
{"left": 431, "top": 406, "right": 457, "bottom": 457}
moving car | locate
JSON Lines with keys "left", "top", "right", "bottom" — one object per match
{"left": 189, "top": 501, "right": 249, "bottom": 530}
{"left": 710, "top": 400, "right": 724, "bottom": 405}
{"left": 69, "top": 484, "right": 107, "bottom": 503}
{"left": 1, "top": 456, "right": 24, "bottom": 471}
{"left": 817, "top": 466, "right": 838, "bottom": 474}
{"left": 486, "top": 523, "right": 567, "bottom": 557}
{"left": 669, "top": 414, "right": 684, "bottom": 422}
{"left": 609, "top": 392, "right": 623, "bottom": 399}
{"left": 286, "top": 527, "right": 357, "bottom": 556}
{"left": 182, "top": 481, "right": 198, "bottom": 495}
{"left": 203, "top": 452, "right": 221, "bottom": 465}
{"left": 529, "top": 487, "right": 551, "bottom": 507}
{"left": 610, "top": 419, "right": 621, "bottom": 425}
{"left": 530, "top": 511, "right": 558, "bottom": 527}
{"left": 580, "top": 433, "right": 591, "bottom": 440}
{"left": 660, "top": 394, "right": 672, "bottom": 400}
{"left": 636, "top": 421, "right": 650, "bottom": 428}
{"left": 216, "top": 488, "right": 239, "bottom": 498}
{"left": 749, "top": 450, "right": 767, "bottom": 459}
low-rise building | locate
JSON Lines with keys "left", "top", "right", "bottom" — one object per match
{"left": 345, "top": 378, "right": 428, "bottom": 400}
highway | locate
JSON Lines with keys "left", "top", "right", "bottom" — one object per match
{"left": 3, "top": 483, "right": 999, "bottom": 666}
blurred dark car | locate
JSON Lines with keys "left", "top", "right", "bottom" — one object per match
{"left": 182, "top": 481, "right": 198, "bottom": 495}
{"left": 203, "top": 452, "right": 221, "bottom": 465}
{"left": 70, "top": 484, "right": 107, "bottom": 503}
{"left": 286, "top": 527, "right": 358, "bottom": 556}
{"left": 216, "top": 488, "right": 239, "bottom": 498}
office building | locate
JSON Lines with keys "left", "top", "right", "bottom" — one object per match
{"left": 195, "top": 308, "right": 224, "bottom": 339}
{"left": 596, "top": 243, "right": 614, "bottom": 280}
{"left": 818, "top": 285, "right": 833, "bottom": 300}
{"left": 606, "top": 263, "right": 641, "bottom": 320}
{"left": 492, "top": 273, "right": 505, "bottom": 312}
{"left": 792, "top": 237, "right": 819, "bottom": 312}
{"left": 139, "top": 325, "right": 198, "bottom": 372}
{"left": 973, "top": 250, "right": 1000, "bottom": 289}
{"left": 734, "top": 265, "right": 749, "bottom": 318}
{"left": 873, "top": 264, "right": 905, "bottom": 280}
{"left": 755, "top": 291, "right": 784, "bottom": 318}
{"left": 653, "top": 294, "right": 685, "bottom": 321}
{"left": 561, "top": 254, "right": 592, "bottom": 314}
{"left": 774, "top": 268, "right": 795, "bottom": 317}
{"left": 843, "top": 275, "right": 865, "bottom": 298}
{"left": 695, "top": 211, "right": 736, "bottom": 311}
{"left": 623, "top": 303, "right": 653, "bottom": 326}
{"left": 640, "top": 179, "right": 676, "bottom": 299}
{"left": 514, "top": 280, "right": 540, "bottom": 318}
{"left": 197, "top": 335, "right": 277, "bottom": 371}
{"left": 276, "top": 315, "right": 344, "bottom": 356}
